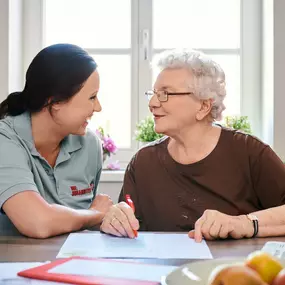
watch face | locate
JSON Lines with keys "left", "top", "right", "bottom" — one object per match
{"left": 248, "top": 214, "right": 258, "bottom": 221}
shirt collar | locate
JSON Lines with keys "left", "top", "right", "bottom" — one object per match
{"left": 61, "top": 134, "right": 82, "bottom": 153}
{"left": 13, "top": 112, "right": 82, "bottom": 155}
{"left": 13, "top": 112, "right": 35, "bottom": 154}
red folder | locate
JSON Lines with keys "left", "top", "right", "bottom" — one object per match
{"left": 18, "top": 256, "right": 170, "bottom": 285}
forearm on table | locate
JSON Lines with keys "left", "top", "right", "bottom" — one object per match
{"left": 251, "top": 205, "right": 285, "bottom": 237}
{"left": 14, "top": 204, "right": 104, "bottom": 239}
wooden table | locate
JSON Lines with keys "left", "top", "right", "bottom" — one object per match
{"left": 1, "top": 220, "right": 285, "bottom": 266}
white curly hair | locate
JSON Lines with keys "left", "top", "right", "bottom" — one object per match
{"left": 153, "top": 48, "right": 226, "bottom": 121}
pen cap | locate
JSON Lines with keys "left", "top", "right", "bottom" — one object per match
{"left": 125, "top": 194, "right": 135, "bottom": 212}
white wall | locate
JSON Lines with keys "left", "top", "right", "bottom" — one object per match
{"left": 0, "top": 0, "right": 23, "bottom": 99}
{"left": 22, "top": 0, "right": 43, "bottom": 75}
{"left": 9, "top": 0, "right": 23, "bottom": 93}
{"left": 262, "top": 0, "right": 274, "bottom": 146}
{"left": 0, "top": 0, "right": 9, "bottom": 101}
{"left": 241, "top": 0, "right": 262, "bottom": 138}
{"left": 260, "top": 0, "right": 285, "bottom": 161}
{"left": 97, "top": 182, "right": 122, "bottom": 203}
{"left": 272, "top": 0, "right": 285, "bottom": 160}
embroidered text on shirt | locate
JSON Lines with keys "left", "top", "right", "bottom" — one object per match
{"left": 70, "top": 184, "right": 94, "bottom": 196}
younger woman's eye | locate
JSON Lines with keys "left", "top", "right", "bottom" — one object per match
{"left": 90, "top": 95, "right": 97, "bottom": 101}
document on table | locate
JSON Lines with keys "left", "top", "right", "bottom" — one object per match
{"left": 0, "top": 263, "right": 63, "bottom": 284}
{"left": 56, "top": 232, "right": 213, "bottom": 259}
{"left": 262, "top": 241, "right": 285, "bottom": 259}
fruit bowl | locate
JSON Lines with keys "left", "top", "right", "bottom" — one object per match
{"left": 163, "top": 258, "right": 285, "bottom": 285}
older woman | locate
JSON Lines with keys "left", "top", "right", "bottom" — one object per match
{"left": 100, "top": 48, "right": 285, "bottom": 242}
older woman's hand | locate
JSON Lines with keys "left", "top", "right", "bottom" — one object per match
{"left": 188, "top": 210, "right": 254, "bottom": 242}
{"left": 100, "top": 202, "right": 140, "bottom": 238}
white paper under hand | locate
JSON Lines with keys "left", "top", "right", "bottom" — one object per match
{"left": 57, "top": 232, "right": 213, "bottom": 259}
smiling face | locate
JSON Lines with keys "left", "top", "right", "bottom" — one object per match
{"left": 51, "top": 70, "right": 101, "bottom": 136}
{"left": 149, "top": 68, "right": 212, "bottom": 136}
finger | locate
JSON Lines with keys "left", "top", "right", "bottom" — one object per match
{"left": 97, "top": 193, "right": 108, "bottom": 197}
{"left": 194, "top": 218, "right": 205, "bottom": 243}
{"left": 113, "top": 206, "right": 136, "bottom": 238}
{"left": 188, "top": 230, "right": 195, "bottom": 239}
{"left": 209, "top": 222, "right": 222, "bottom": 239}
{"left": 103, "top": 205, "right": 135, "bottom": 238}
{"left": 201, "top": 218, "right": 215, "bottom": 240}
{"left": 110, "top": 218, "right": 128, "bottom": 237}
{"left": 96, "top": 194, "right": 112, "bottom": 202}
{"left": 118, "top": 202, "right": 140, "bottom": 230}
{"left": 100, "top": 221, "right": 122, "bottom": 237}
{"left": 218, "top": 224, "right": 229, "bottom": 239}
{"left": 100, "top": 209, "right": 125, "bottom": 236}
{"left": 229, "top": 226, "right": 243, "bottom": 239}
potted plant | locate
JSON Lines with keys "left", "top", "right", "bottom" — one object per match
{"left": 134, "top": 116, "right": 164, "bottom": 147}
{"left": 223, "top": 115, "right": 252, "bottom": 134}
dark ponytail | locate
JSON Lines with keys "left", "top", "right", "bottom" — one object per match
{"left": 0, "top": 43, "right": 97, "bottom": 119}
{"left": 0, "top": 92, "right": 27, "bottom": 119}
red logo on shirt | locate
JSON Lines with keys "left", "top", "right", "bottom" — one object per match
{"left": 70, "top": 184, "right": 94, "bottom": 196}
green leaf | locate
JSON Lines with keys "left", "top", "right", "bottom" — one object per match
{"left": 134, "top": 116, "right": 164, "bottom": 142}
{"left": 223, "top": 115, "right": 252, "bottom": 134}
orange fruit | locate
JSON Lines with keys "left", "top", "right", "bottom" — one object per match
{"left": 246, "top": 251, "right": 283, "bottom": 284}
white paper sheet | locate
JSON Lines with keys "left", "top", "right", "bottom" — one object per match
{"left": 49, "top": 259, "right": 177, "bottom": 282}
{"left": 57, "top": 232, "right": 213, "bottom": 259}
{"left": 262, "top": 241, "right": 285, "bottom": 259}
{"left": 0, "top": 263, "right": 63, "bottom": 284}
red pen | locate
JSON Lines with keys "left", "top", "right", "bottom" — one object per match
{"left": 125, "top": 194, "right": 138, "bottom": 238}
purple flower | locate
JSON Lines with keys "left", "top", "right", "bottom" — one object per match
{"left": 95, "top": 129, "right": 102, "bottom": 139}
{"left": 103, "top": 136, "right": 118, "bottom": 154}
{"left": 95, "top": 127, "right": 118, "bottom": 158}
{"left": 107, "top": 161, "right": 120, "bottom": 170}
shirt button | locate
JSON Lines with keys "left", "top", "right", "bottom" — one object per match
{"left": 44, "top": 168, "right": 53, "bottom": 176}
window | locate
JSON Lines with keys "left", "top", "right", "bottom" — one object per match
{"left": 151, "top": 0, "right": 241, "bottom": 116}
{"left": 45, "top": 0, "right": 133, "bottom": 151}
{"left": 24, "top": 0, "right": 261, "bottom": 166}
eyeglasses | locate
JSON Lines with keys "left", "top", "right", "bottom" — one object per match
{"left": 145, "top": 90, "right": 194, "bottom": 102}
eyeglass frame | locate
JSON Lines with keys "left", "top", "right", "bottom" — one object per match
{"left": 145, "top": 89, "right": 194, "bottom": 102}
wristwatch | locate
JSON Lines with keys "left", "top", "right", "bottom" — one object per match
{"left": 246, "top": 214, "right": 259, "bottom": 238}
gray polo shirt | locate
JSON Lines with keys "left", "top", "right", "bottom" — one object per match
{"left": 0, "top": 112, "right": 102, "bottom": 212}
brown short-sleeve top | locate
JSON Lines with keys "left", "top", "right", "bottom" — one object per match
{"left": 119, "top": 128, "right": 285, "bottom": 231}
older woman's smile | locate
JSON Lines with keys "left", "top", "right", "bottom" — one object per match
{"left": 153, "top": 114, "right": 165, "bottom": 120}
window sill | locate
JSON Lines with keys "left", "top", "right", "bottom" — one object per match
{"left": 100, "top": 169, "right": 125, "bottom": 182}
